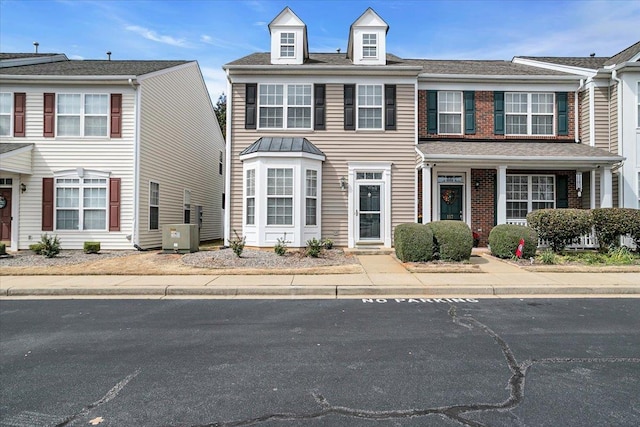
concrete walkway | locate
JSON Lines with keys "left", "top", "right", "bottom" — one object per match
{"left": 1, "top": 253, "right": 639, "bottom": 299}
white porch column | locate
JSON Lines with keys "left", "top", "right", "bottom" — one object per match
{"left": 497, "top": 165, "right": 507, "bottom": 224}
{"left": 600, "top": 166, "right": 613, "bottom": 208}
{"left": 590, "top": 168, "right": 597, "bottom": 208}
{"left": 421, "top": 163, "right": 432, "bottom": 224}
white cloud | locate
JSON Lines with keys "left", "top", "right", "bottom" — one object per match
{"left": 125, "top": 25, "right": 190, "bottom": 48}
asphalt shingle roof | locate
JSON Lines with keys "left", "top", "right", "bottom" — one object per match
{"left": 604, "top": 40, "right": 640, "bottom": 66}
{"left": 417, "top": 141, "right": 623, "bottom": 162}
{"left": 0, "top": 53, "right": 63, "bottom": 60}
{"left": 240, "top": 137, "right": 325, "bottom": 157}
{"left": 0, "top": 142, "right": 34, "bottom": 155}
{"left": 516, "top": 56, "right": 609, "bottom": 70}
{"left": 0, "top": 58, "right": 190, "bottom": 76}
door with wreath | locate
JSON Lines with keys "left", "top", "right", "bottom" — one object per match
{"left": 439, "top": 185, "right": 462, "bottom": 221}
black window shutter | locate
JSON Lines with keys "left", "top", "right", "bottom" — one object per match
{"left": 427, "top": 90, "right": 437, "bottom": 134}
{"left": 556, "top": 92, "right": 568, "bottom": 136}
{"left": 556, "top": 175, "right": 569, "bottom": 208}
{"left": 464, "top": 91, "right": 475, "bottom": 134}
{"left": 385, "top": 84, "right": 396, "bottom": 130}
{"left": 314, "top": 84, "right": 326, "bottom": 130}
{"left": 245, "top": 83, "right": 257, "bottom": 130}
{"left": 344, "top": 84, "right": 355, "bottom": 130}
{"left": 494, "top": 91, "right": 504, "bottom": 135}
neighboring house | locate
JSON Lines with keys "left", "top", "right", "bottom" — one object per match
{"left": 514, "top": 41, "right": 640, "bottom": 213}
{"left": 0, "top": 53, "right": 225, "bottom": 251}
{"left": 223, "top": 7, "right": 624, "bottom": 249}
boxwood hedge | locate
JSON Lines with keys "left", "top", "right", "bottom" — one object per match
{"left": 427, "top": 220, "right": 473, "bottom": 261}
{"left": 527, "top": 209, "right": 592, "bottom": 252}
{"left": 394, "top": 223, "right": 433, "bottom": 262}
{"left": 488, "top": 224, "right": 538, "bottom": 259}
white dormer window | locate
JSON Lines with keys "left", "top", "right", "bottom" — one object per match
{"left": 362, "top": 33, "right": 377, "bottom": 58}
{"left": 280, "top": 33, "right": 295, "bottom": 57}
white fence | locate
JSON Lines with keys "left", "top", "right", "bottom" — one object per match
{"left": 506, "top": 219, "right": 599, "bottom": 249}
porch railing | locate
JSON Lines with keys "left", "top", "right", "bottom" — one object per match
{"left": 505, "top": 219, "right": 599, "bottom": 249}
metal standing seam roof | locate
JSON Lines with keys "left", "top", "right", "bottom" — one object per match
{"left": 417, "top": 141, "right": 624, "bottom": 163}
{"left": 0, "top": 59, "right": 191, "bottom": 76}
{"left": 239, "top": 137, "right": 326, "bottom": 157}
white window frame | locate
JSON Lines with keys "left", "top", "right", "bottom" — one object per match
{"left": 56, "top": 93, "right": 109, "bottom": 137}
{"left": 149, "top": 181, "right": 160, "bottom": 231}
{"left": 438, "top": 91, "right": 463, "bottom": 135}
{"left": 280, "top": 32, "right": 295, "bottom": 58}
{"left": 305, "top": 169, "right": 318, "bottom": 226}
{"left": 245, "top": 169, "right": 255, "bottom": 226}
{"left": 357, "top": 84, "right": 383, "bottom": 130}
{"left": 506, "top": 174, "right": 555, "bottom": 220}
{"left": 0, "top": 92, "right": 13, "bottom": 137}
{"left": 362, "top": 33, "right": 377, "bottom": 58}
{"left": 505, "top": 92, "right": 555, "bottom": 136}
{"left": 258, "top": 84, "right": 312, "bottom": 130}
{"left": 54, "top": 171, "right": 108, "bottom": 231}
{"left": 267, "top": 168, "right": 294, "bottom": 226}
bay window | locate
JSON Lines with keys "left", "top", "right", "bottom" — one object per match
{"left": 507, "top": 175, "right": 555, "bottom": 219}
{"left": 505, "top": 93, "right": 554, "bottom": 135}
{"left": 246, "top": 169, "right": 255, "bottom": 225}
{"left": 267, "top": 168, "right": 293, "bottom": 225}
{"left": 306, "top": 170, "right": 317, "bottom": 226}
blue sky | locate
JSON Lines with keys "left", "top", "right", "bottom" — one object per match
{"left": 1, "top": 0, "right": 639, "bottom": 100}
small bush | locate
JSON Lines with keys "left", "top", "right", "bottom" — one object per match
{"left": 274, "top": 236, "right": 288, "bottom": 256}
{"left": 592, "top": 208, "right": 638, "bottom": 251}
{"left": 0, "top": 243, "right": 5, "bottom": 255}
{"left": 306, "top": 238, "right": 323, "bottom": 258}
{"left": 323, "top": 239, "right": 334, "bottom": 250}
{"left": 29, "top": 243, "right": 44, "bottom": 254}
{"left": 83, "top": 241, "right": 101, "bottom": 254}
{"left": 39, "top": 233, "right": 61, "bottom": 258}
{"left": 527, "top": 209, "right": 592, "bottom": 252}
{"left": 488, "top": 224, "right": 538, "bottom": 259}
{"left": 229, "top": 229, "right": 246, "bottom": 258}
{"left": 628, "top": 209, "right": 640, "bottom": 251}
{"left": 427, "top": 221, "right": 473, "bottom": 262}
{"left": 394, "top": 223, "right": 433, "bottom": 262}
{"left": 606, "top": 246, "right": 635, "bottom": 265}
{"left": 539, "top": 249, "right": 557, "bottom": 265}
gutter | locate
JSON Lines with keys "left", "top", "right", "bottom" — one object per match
{"left": 0, "top": 74, "right": 138, "bottom": 81}
{"left": 417, "top": 73, "right": 581, "bottom": 81}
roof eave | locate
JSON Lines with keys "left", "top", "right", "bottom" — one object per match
{"left": 0, "top": 74, "right": 138, "bottom": 81}
{"left": 418, "top": 73, "right": 581, "bottom": 81}
{"left": 422, "top": 153, "right": 624, "bottom": 164}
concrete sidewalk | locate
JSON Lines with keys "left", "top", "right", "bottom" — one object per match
{"left": 1, "top": 253, "right": 639, "bottom": 299}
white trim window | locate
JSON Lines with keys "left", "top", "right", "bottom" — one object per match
{"left": 55, "top": 174, "right": 107, "bottom": 230}
{"left": 357, "top": 85, "right": 383, "bottom": 129}
{"left": 505, "top": 93, "right": 554, "bottom": 136}
{"left": 438, "top": 91, "right": 463, "bottom": 134}
{"left": 149, "top": 181, "right": 160, "bottom": 230}
{"left": 57, "top": 93, "right": 109, "bottom": 137}
{"left": 246, "top": 169, "right": 255, "bottom": 225}
{"left": 267, "top": 168, "right": 293, "bottom": 225}
{"left": 0, "top": 92, "right": 12, "bottom": 136}
{"left": 305, "top": 169, "right": 318, "bottom": 226}
{"left": 258, "top": 84, "right": 311, "bottom": 129}
{"left": 362, "top": 33, "right": 377, "bottom": 58}
{"left": 506, "top": 174, "right": 555, "bottom": 219}
{"left": 280, "top": 32, "right": 295, "bottom": 58}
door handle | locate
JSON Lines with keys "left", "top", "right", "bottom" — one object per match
{"left": 355, "top": 209, "right": 359, "bottom": 216}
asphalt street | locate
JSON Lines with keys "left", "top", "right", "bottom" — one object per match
{"left": 1, "top": 298, "right": 639, "bottom": 426}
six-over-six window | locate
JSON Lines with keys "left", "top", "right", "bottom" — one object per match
{"left": 357, "top": 85, "right": 383, "bottom": 129}
{"left": 55, "top": 174, "right": 108, "bottom": 230}
{"left": 258, "top": 84, "right": 311, "bottom": 129}
{"left": 506, "top": 175, "right": 555, "bottom": 219}
{"left": 57, "top": 93, "right": 109, "bottom": 137}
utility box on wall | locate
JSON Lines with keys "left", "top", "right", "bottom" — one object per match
{"left": 162, "top": 224, "right": 199, "bottom": 253}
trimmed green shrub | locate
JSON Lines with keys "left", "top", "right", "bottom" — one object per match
{"left": 0, "top": 243, "right": 5, "bottom": 255}
{"left": 29, "top": 243, "right": 44, "bottom": 254}
{"left": 427, "top": 220, "right": 473, "bottom": 261}
{"left": 592, "top": 208, "right": 638, "bottom": 251}
{"left": 83, "top": 241, "right": 101, "bottom": 254}
{"left": 527, "top": 209, "right": 592, "bottom": 252}
{"left": 627, "top": 209, "right": 640, "bottom": 251}
{"left": 306, "top": 238, "right": 323, "bottom": 258}
{"left": 39, "top": 233, "right": 61, "bottom": 258}
{"left": 488, "top": 224, "right": 538, "bottom": 259}
{"left": 394, "top": 223, "right": 433, "bottom": 262}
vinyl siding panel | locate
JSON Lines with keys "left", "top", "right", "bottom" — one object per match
{"left": 593, "top": 86, "right": 611, "bottom": 152}
{"left": 137, "top": 63, "right": 225, "bottom": 248}
{"left": 610, "top": 83, "right": 618, "bottom": 154}
{"left": 580, "top": 89, "right": 590, "bottom": 144}
{"left": 0, "top": 85, "right": 137, "bottom": 250}
{"left": 229, "top": 82, "right": 415, "bottom": 247}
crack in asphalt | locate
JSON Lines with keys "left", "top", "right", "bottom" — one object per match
{"left": 191, "top": 305, "right": 640, "bottom": 427}
{"left": 54, "top": 369, "right": 141, "bottom": 427}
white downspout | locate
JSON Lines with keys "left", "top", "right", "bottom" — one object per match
{"left": 223, "top": 71, "right": 232, "bottom": 246}
{"left": 588, "top": 79, "right": 595, "bottom": 147}
{"left": 575, "top": 79, "right": 584, "bottom": 143}
{"left": 130, "top": 78, "right": 142, "bottom": 248}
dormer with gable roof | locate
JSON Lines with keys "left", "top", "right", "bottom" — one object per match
{"left": 269, "top": 7, "right": 308, "bottom": 65}
{"left": 347, "top": 8, "right": 388, "bottom": 66}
